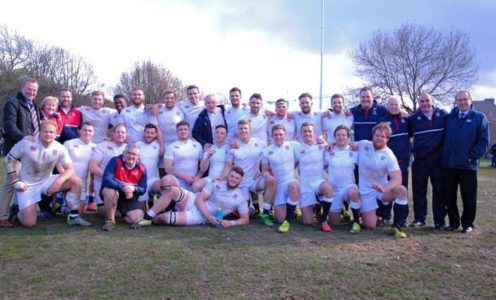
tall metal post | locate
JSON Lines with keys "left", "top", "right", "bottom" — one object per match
{"left": 319, "top": 0, "right": 325, "bottom": 110}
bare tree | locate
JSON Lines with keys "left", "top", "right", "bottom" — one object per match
{"left": 0, "top": 25, "right": 33, "bottom": 71}
{"left": 352, "top": 24, "right": 478, "bottom": 111}
{"left": 1, "top": 24, "right": 97, "bottom": 103}
{"left": 115, "top": 60, "right": 184, "bottom": 103}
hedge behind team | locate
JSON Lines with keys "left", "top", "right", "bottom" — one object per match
{"left": 0, "top": 78, "right": 490, "bottom": 233}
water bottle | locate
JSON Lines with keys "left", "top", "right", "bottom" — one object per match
{"left": 215, "top": 207, "right": 223, "bottom": 229}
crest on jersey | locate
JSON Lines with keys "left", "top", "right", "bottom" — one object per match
{"left": 380, "top": 156, "right": 385, "bottom": 160}
{"left": 176, "top": 112, "right": 181, "bottom": 116}
{"left": 30, "top": 146, "right": 37, "bottom": 152}
{"left": 318, "top": 145, "right": 323, "bottom": 150}
{"left": 233, "top": 193, "right": 238, "bottom": 199}
{"left": 153, "top": 146, "right": 157, "bottom": 149}
{"left": 174, "top": 145, "right": 179, "bottom": 149}
{"left": 268, "top": 151, "right": 274, "bottom": 155}
{"left": 313, "top": 112, "right": 317, "bottom": 116}
{"left": 365, "top": 146, "right": 369, "bottom": 151}
{"left": 52, "top": 150, "right": 57, "bottom": 156}
{"left": 74, "top": 144, "right": 79, "bottom": 148}
{"left": 107, "top": 146, "right": 113, "bottom": 150}
{"left": 372, "top": 109, "right": 377, "bottom": 115}
{"left": 254, "top": 143, "right": 258, "bottom": 147}
{"left": 436, "top": 112, "right": 440, "bottom": 117}
{"left": 417, "top": 116, "right": 421, "bottom": 120}
{"left": 248, "top": 119, "right": 252, "bottom": 123}
{"left": 185, "top": 105, "right": 190, "bottom": 109}
{"left": 270, "top": 121, "right": 275, "bottom": 125}
{"left": 300, "top": 150, "right": 305, "bottom": 154}
{"left": 285, "top": 145, "right": 289, "bottom": 150}
{"left": 215, "top": 184, "right": 221, "bottom": 190}
{"left": 159, "top": 111, "right": 163, "bottom": 114}
{"left": 126, "top": 109, "right": 131, "bottom": 113}
{"left": 349, "top": 152, "right": 353, "bottom": 157}
{"left": 193, "top": 144, "right": 197, "bottom": 148}
{"left": 401, "top": 119, "right": 405, "bottom": 123}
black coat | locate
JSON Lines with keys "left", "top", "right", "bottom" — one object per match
{"left": 2, "top": 92, "right": 40, "bottom": 154}
{"left": 192, "top": 105, "right": 227, "bottom": 147}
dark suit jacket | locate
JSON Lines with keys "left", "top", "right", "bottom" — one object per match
{"left": 2, "top": 92, "right": 40, "bottom": 153}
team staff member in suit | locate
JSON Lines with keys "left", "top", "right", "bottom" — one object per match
{"left": 442, "top": 90, "right": 489, "bottom": 233}
{"left": 193, "top": 94, "right": 227, "bottom": 147}
{"left": 408, "top": 92, "right": 448, "bottom": 229}
{"left": 0, "top": 78, "right": 41, "bottom": 228}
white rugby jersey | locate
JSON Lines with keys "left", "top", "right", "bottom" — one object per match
{"left": 91, "top": 141, "right": 127, "bottom": 173}
{"left": 118, "top": 105, "right": 158, "bottom": 144}
{"left": 136, "top": 140, "right": 160, "bottom": 180}
{"left": 64, "top": 138, "right": 96, "bottom": 184}
{"left": 266, "top": 115, "right": 296, "bottom": 142}
{"left": 292, "top": 111, "right": 323, "bottom": 143}
{"left": 207, "top": 107, "right": 225, "bottom": 134}
{"left": 178, "top": 100, "right": 203, "bottom": 131}
{"left": 294, "top": 142, "right": 326, "bottom": 186}
{"left": 204, "top": 144, "right": 228, "bottom": 179}
{"left": 164, "top": 139, "right": 203, "bottom": 177}
{"left": 225, "top": 106, "right": 248, "bottom": 143}
{"left": 157, "top": 106, "right": 184, "bottom": 145}
{"left": 10, "top": 137, "right": 72, "bottom": 185}
{"left": 202, "top": 180, "right": 249, "bottom": 216}
{"left": 324, "top": 145, "right": 357, "bottom": 191}
{"left": 322, "top": 112, "right": 354, "bottom": 144}
{"left": 80, "top": 106, "right": 114, "bottom": 143}
{"left": 261, "top": 141, "right": 297, "bottom": 184}
{"left": 227, "top": 138, "right": 262, "bottom": 186}
{"left": 242, "top": 112, "right": 268, "bottom": 145}
{"left": 357, "top": 140, "right": 399, "bottom": 192}
{"left": 109, "top": 109, "right": 121, "bottom": 128}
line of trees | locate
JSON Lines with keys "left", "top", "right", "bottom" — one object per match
{"left": 0, "top": 25, "right": 185, "bottom": 127}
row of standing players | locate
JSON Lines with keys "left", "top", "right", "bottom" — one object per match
{"left": 0, "top": 81, "right": 490, "bottom": 235}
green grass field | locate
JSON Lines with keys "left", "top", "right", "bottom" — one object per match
{"left": 0, "top": 161, "right": 495, "bottom": 299}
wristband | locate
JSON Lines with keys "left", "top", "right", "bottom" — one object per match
{"left": 230, "top": 220, "right": 236, "bottom": 226}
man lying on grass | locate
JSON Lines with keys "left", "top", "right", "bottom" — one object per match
{"left": 135, "top": 166, "right": 249, "bottom": 228}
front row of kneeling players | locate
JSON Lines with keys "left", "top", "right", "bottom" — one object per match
{"left": 7, "top": 118, "right": 407, "bottom": 237}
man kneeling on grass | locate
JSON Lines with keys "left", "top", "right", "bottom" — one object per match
{"left": 100, "top": 144, "right": 147, "bottom": 231}
{"left": 136, "top": 166, "right": 248, "bottom": 228}
{"left": 6, "top": 121, "right": 85, "bottom": 227}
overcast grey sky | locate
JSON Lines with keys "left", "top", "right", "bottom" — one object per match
{"left": 1, "top": 0, "right": 494, "bottom": 104}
